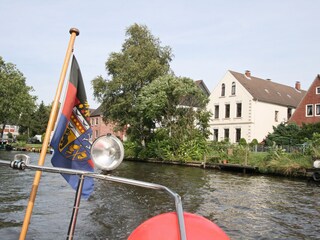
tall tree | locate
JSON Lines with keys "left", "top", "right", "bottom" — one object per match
{"left": 19, "top": 101, "right": 51, "bottom": 137}
{"left": 33, "top": 101, "right": 51, "bottom": 136}
{"left": 137, "top": 75, "right": 211, "bottom": 157}
{"left": 0, "top": 56, "right": 36, "bottom": 138}
{"left": 92, "top": 23, "right": 173, "bottom": 144}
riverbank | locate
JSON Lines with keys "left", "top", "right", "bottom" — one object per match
{"left": 1, "top": 151, "right": 319, "bottom": 240}
{"left": 124, "top": 157, "right": 319, "bottom": 182}
{"left": 4, "top": 143, "right": 320, "bottom": 181}
{"left": 3, "top": 143, "right": 52, "bottom": 153}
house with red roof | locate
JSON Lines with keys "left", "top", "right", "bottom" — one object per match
{"left": 289, "top": 75, "right": 320, "bottom": 126}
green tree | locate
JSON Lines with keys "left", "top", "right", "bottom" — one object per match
{"left": 32, "top": 101, "right": 51, "bottom": 135}
{"left": 19, "top": 101, "right": 51, "bottom": 137}
{"left": 0, "top": 56, "right": 36, "bottom": 138}
{"left": 264, "top": 123, "right": 301, "bottom": 146}
{"left": 92, "top": 23, "right": 173, "bottom": 145}
{"left": 137, "top": 75, "right": 212, "bottom": 160}
{"left": 300, "top": 122, "right": 320, "bottom": 140}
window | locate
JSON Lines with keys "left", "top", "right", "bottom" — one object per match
{"left": 225, "top": 104, "right": 230, "bottom": 118}
{"left": 221, "top": 83, "right": 225, "bottom": 97}
{"left": 236, "top": 103, "right": 242, "bottom": 118}
{"left": 224, "top": 129, "right": 229, "bottom": 141}
{"left": 214, "top": 105, "right": 219, "bottom": 119}
{"left": 231, "top": 82, "right": 236, "bottom": 95}
{"left": 316, "top": 87, "right": 320, "bottom": 94}
{"left": 235, "top": 128, "right": 241, "bottom": 143}
{"left": 306, "top": 104, "right": 313, "bottom": 116}
{"left": 316, "top": 104, "right": 320, "bottom": 116}
{"left": 96, "top": 118, "right": 99, "bottom": 125}
{"left": 287, "top": 108, "right": 292, "bottom": 119}
{"left": 91, "top": 119, "right": 95, "bottom": 126}
{"left": 213, "top": 129, "right": 218, "bottom": 141}
{"left": 275, "top": 111, "right": 279, "bottom": 122}
{"left": 95, "top": 130, "right": 99, "bottom": 138}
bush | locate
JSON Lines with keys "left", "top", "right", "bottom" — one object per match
{"left": 16, "top": 134, "right": 28, "bottom": 142}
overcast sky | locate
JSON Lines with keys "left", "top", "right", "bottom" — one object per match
{"left": 1, "top": 1, "right": 319, "bottom": 109}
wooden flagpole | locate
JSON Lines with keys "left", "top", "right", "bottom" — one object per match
{"left": 19, "top": 28, "right": 80, "bottom": 240}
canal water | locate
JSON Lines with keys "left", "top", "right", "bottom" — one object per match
{"left": 0, "top": 151, "right": 319, "bottom": 239}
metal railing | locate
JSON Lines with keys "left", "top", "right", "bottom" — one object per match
{"left": 0, "top": 155, "right": 187, "bottom": 240}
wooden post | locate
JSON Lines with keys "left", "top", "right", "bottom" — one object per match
{"left": 19, "top": 28, "right": 80, "bottom": 240}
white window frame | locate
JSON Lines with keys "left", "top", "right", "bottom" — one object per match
{"left": 231, "top": 82, "right": 236, "bottom": 95}
{"left": 306, "top": 104, "right": 313, "bottom": 117}
{"left": 315, "top": 104, "right": 320, "bottom": 116}
{"left": 213, "top": 129, "right": 219, "bottom": 141}
{"left": 236, "top": 102, "right": 242, "bottom": 118}
{"left": 214, "top": 105, "right": 219, "bottom": 119}
{"left": 235, "top": 128, "right": 241, "bottom": 143}
{"left": 316, "top": 86, "right": 320, "bottom": 95}
{"left": 221, "top": 83, "right": 226, "bottom": 97}
{"left": 225, "top": 104, "right": 230, "bottom": 118}
{"left": 275, "top": 110, "right": 279, "bottom": 122}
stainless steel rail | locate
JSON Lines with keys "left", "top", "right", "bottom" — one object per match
{"left": 0, "top": 158, "right": 187, "bottom": 240}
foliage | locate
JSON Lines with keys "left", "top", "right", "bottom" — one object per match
{"left": 92, "top": 24, "right": 211, "bottom": 162}
{"left": 264, "top": 123, "right": 301, "bottom": 146}
{"left": 16, "top": 134, "right": 28, "bottom": 142}
{"left": 19, "top": 101, "right": 51, "bottom": 137}
{"left": 304, "top": 132, "right": 320, "bottom": 158}
{"left": 230, "top": 144, "right": 250, "bottom": 165}
{"left": 264, "top": 122, "right": 320, "bottom": 147}
{"left": 92, "top": 23, "right": 172, "bottom": 146}
{"left": 250, "top": 139, "right": 258, "bottom": 146}
{"left": 300, "top": 122, "right": 320, "bottom": 140}
{"left": 263, "top": 141, "right": 287, "bottom": 161}
{"left": 238, "top": 138, "right": 247, "bottom": 146}
{"left": 206, "top": 141, "right": 231, "bottom": 162}
{"left": 123, "top": 141, "right": 140, "bottom": 158}
{"left": 0, "top": 56, "right": 37, "bottom": 138}
{"left": 137, "top": 74, "right": 211, "bottom": 146}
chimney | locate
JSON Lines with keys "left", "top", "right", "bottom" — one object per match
{"left": 295, "top": 81, "right": 301, "bottom": 90}
{"left": 245, "top": 70, "right": 251, "bottom": 79}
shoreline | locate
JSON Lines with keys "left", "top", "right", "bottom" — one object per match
{"left": 2, "top": 147, "right": 319, "bottom": 182}
{"left": 124, "top": 157, "right": 319, "bottom": 182}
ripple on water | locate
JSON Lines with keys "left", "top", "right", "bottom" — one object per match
{"left": 0, "top": 152, "right": 320, "bottom": 239}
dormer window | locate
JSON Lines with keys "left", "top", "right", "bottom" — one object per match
{"left": 231, "top": 82, "right": 236, "bottom": 95}
{"left": 221, "top": 83, "right": 225, "bottom": 97}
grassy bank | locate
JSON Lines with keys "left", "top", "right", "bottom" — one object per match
{"left": 9, "top": 142, "right": 316, "bottom": 178}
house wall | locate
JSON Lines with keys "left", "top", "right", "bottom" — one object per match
{"left": 0, "top": 125, "right": 19, "bottom": 139}
{"left": 252, "top": 101, "right": 292, "bottom": 142}
{"left": 90, "top": 115, "right": 126, "bottom": 141}
{"left": 208, "top": 71, "right": 253, "bottom": 143}
{"left": 207, "top": 71, "right": 293, "bottom": 143}
{"left": 289, "top": 76, "right": 320, "bottom": 125}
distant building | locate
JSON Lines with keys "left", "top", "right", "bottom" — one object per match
{"left": 195, "top": 80, "right": 210, "bottom": 97}
{"left": 90, "top": 106, "right": 126, "bottom": 141}
{"left": 289, "top": 75, "right": 320, "bottom": 126}
{"left": 0, "top": 124, "right": 19, "bottom": 139}
{"left": 207, "top": 70, "right": 306, "bottom": 143}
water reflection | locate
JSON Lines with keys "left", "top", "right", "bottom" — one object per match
{"left": 0, "top": 151, "right": 319, "bottom": 239}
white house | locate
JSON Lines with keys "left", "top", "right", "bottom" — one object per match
{"left": 207, "top": 70, "right": 306, "bottom": 143}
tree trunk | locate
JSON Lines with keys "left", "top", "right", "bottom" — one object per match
{"left": 1, "top": 123, "right": 6, "bottom": 139}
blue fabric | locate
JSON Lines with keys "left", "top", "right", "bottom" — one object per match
{"left": 50, "top": 56, "right": 94, "bottom": 199}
